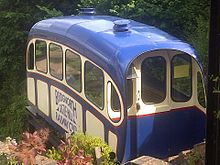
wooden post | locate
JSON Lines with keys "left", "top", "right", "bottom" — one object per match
{"left": 94, "top": 147, "right": 102, "bottom": 164}
{"left": 206, "top": 0, "right": 220, "bottom": 164}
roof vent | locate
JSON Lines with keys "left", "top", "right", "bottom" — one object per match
{"left": 79, "top": 8, "right": 96, "bottom": 15}
{"left": 113, "top": 19, "right": 130, "bottom": 32}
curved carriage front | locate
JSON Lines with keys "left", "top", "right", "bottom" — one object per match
{"left": 26, "top": 14, "right": 206, "bottom": 162}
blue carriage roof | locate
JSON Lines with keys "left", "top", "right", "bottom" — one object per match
{"left": 29, "top": 15, "right": 200, "bottom": 92}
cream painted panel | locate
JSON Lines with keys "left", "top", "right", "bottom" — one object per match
{"left": 129, "top": 50, "right": 170, "bottom": 116}
{"left": 50, "top": 86, "right": 83, "bottom": 133}
{"left": 86, "top": 111, "right": 104, "bottom": 140}
{"left": 37, "top": 80, "right": 49, "bottom": 116}
{"left": 27, "top": 78, "right": 35, "bottom": 105}
{"left": 108, "top": 131, "right": 117, "bottom": 153}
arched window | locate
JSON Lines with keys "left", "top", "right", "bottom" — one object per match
{"left": 171, "top": 54, "right": 192, "bottom": 102}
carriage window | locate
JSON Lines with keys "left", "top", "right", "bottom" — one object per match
{"left": 126, "top": 79, "right": 133, "bottom": 108}
{"left": 141, "top": 56, "right": 166, "bottom": 104}
{"left": 36, "top": 40, "right": 47, "bottom": 73}
{"left": 107, "top": 82, "right": 121, "bottom": 122}
{"left": 85, "top": 61, "right": 104, "bottom": 109}
{"left": 66, "top": 50, "right": 81, "bottom": 92}
{"left": 197, "top": 72, "right": 206, "bottom": 107}
{"left": 126, "top": 65, "right": 135, "bottom": 108}
{"left": 49, "top": 43, "right": 63, "bottom": 80}
{"left": 28, "top": 43, "right": 34, "bottom": 70}
{"left": 171, "top": 54, "right": 192, "bottom": 102}
{"left": 111, "top": 84, "right": 121, "bottom": 112}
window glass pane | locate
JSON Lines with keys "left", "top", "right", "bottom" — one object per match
{"left": 85, "top": 62, "right": 104, "bottom": 109}
{"left": 141, "top": 56, "right": 166, "bottom": 104}
{"left": 111, "top": 85, "right": 121, "bottom": 112}
{"left": 49, "top": 43, "right": 63, "bottom": 80}
{"left": 126, "top": 79, "right": 133, "bottom": 108}
{"left": 66, "top": 50, "right": 81, "bottom": 92}
{"left": 197, "top": 72, "right": 206, "bottom": 107}
{"left": 171, "top": 54, "right": 192, "bottom": 102}
{"left": 36, "top": 40, "right": 47, "bottom": 73}
{"left": 28, "top": 43, "right": 34, "bottom": 70}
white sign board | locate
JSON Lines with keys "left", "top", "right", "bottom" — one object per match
{"left": 51, "top": 86, "right": 82, "bottom": 133}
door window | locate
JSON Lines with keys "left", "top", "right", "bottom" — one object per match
{"left": 141, "top": 56, "right": 166, "bottom": 104}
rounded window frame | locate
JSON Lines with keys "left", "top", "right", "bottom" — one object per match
{"left": 49, "top": 42, "right": 64, "bottom": 81}
{"left": 27, "top": 42, "right": 35, "bottom": 70}
{"left": 35, "top": 39, "right": 48, "bottom": 74}
{"left": 65, "top": 49, "right": 82, "bottom": 93}
{"left": 171, "top": 53, "right": 192, "bottom": 102}
{"left": 141, "top": 56, "right": 167, "bottom": 105}
{"left": 107, "top": 81, "right": 122, "bottom": 123}
{"left": 84, "top": 61, "right": 105, "bottom": 110}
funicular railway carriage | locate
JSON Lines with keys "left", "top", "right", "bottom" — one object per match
{"left": 26, "top": 10, "right": 206, "bottom": 163}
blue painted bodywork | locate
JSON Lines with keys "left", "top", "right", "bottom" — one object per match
{"left": 123, "top": 108, "right": 206, "bottom": 162}
{"left": 28, "top": 14, "right": 206, "bottom": 163}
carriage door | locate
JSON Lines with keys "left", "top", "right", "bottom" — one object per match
{"left": 127, "top": 50, "right": 171, "bottom": 157}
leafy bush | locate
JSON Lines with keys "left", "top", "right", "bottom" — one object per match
{"left": 47, "top": 133, "right": 114, "bottom": 165}
{"left": 0, "top": 154, "right": 8, "bottom": 165}
{"left": 0, "top": 153, "right": 19, "bottom": 165}
{"left": 186, "top": 15, "right": 209, "bottom": 73}
{"left": 55, "top": 138, "right": 93, "bottom": 165}
{"left": 9, "top": 128, "right": 49, "bottom": 165}
{"left": 0, "top": 0, "right": 76, "bottom": 140}
{"left": 0, "top": 81, "right": 27, "bottom": 140}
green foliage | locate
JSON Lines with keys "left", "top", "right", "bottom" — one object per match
{"left": 46, "top": 146, "right": 62, "bottom": 161}
{"left": 36, "top": 5, "right": 63, "bottom": 18}
{"left": 0, "top": 154, "right": 8, "bottom": 165}
{"left": 47, "top": 133, "right": 114, "bottom": 164}
{"left": 71, "top": 133, "right": 113, "bottom": 164}
{"left": 186, "top": 15, "right": 209, "bottom": 73}
{"left": 214, "top": 111, "right": 220, "bottom": 120}
{"left": 187, "top": 151, "right": 202, "bottom": 165}
{"left": 0, "top": 0, "right": 80, "bottom": 139}
{"left": 0, "top": 1, "right": 38, "bottom": 139}
{"left": 0, "top": 153, "right": 20, "bottom": 165}
{"left": 80, "top": 0, "right": 210, "bottom": 71}
{"left": 56, "top": 138, "right": 93, "bottom": 165}
{"left": 0, "top": 81, "right": 27, "bottom": 140}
